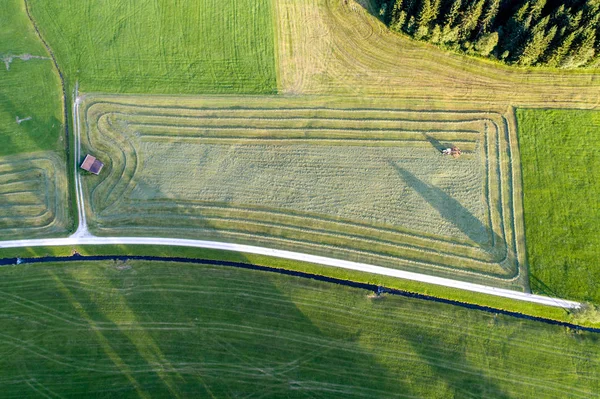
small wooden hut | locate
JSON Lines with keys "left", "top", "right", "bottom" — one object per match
{"left": 80, "top": 154, "right": 104, "bottom": 175}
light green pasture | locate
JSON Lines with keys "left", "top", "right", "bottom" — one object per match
{"left": 27, "top": 0, "right": 277, "bottom": 94}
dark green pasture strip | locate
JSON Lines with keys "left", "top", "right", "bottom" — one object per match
{"left": 22, "top": 0, "right": 69, "bottom": 153}
{"left": 0, "top": 260, "right": 598, "bottom": 398}
{"left": 518, "top": 109, "right": 600, "bottom": 304}
{"left": 5, "top": 253, "right": 600, "bottom": 334}
{"left": 1, "top": 245, "right": 597, "bottom": 328}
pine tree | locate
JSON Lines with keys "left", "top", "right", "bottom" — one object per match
{"left": 391, "top": 10, "right": 408, "bottom": 31}
{"left": 561, "top": 27, "right": 596, "bottom": 68}
{"left": 519, "top": 23, "right": 557, "bottom": 66}
{"left": 529, "top": 0, "right": 547, "bottom": 23}
{"left": 390, "top": 0, "right": 405, "bottom": 24}
{"left": 474, "top": 31, "right": 499, "bottom": 56}
{"left": 406, "top": 15, "right": 417, "bottom": 34}
{"left": 443, "top": 0, "right": 462, "bottom": 29}
{"left": 480, "top": 0, "right": 501, "bottom": 34}
{"left": 458, "top": 0, "right": 486, "bottom": 41}
{"left": 546, "top": 30, "right": 577, "bottom": 66}
{"left": 431, "top": 0, "right": 441, "bottom": 24}
{"left": 568, "top": 10, "right": 583, "bottom": 31}
{"left": 430, "top": 24, "right": 442, "bottom": 43}
{"left": 417, "top": 0, "right": 435, "bottom": 31}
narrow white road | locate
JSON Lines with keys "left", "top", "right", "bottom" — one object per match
{"left": 0, "top": 95, "right": 580, "bottom": 310}
{"left": 0, "top": 236, "right": 581, "bottom": 309}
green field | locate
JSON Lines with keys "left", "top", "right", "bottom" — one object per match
{"left": 27, "top": 0, "right": 277, "bottom": 94}
{"left": 0, "top": 0, "right": 70, "bottom": 239}
{"left": 0, "top": 260, "right": 598, "bottom": 398}
{"left": 518, "top": 109, "right": 600, "bottom": 304}
{"left": 0, "top": 0, "right": 63, "bottom": 155}
{"left": 77, "top": 94, "right": 527, "bottom": 287}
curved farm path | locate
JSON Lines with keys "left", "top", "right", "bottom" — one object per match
{"left": 0, "top": 95, "right": 581, "bottom": 311}
{"left": 0, "top": 235, "right": 581, "bottom": 309}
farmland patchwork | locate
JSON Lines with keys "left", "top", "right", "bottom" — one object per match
{"left": 79, "top": 95, "right": 526, "bottom": 288}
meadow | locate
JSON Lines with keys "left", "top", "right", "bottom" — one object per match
{"left": 0, "top": 0, "right": 70, "bottom": 239}
{"left": 0, "top": 260, "right": 598, "bottom": 398}
{"left": 78, "top": 94, "right": 527, "bottom": 288}
{"left": 27, "top": 0, "right": 277, "bottom": 94}
{"left": 518, "top": 109, "right": 600, "bottom": 304}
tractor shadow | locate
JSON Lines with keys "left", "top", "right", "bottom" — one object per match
{"left": 422, "top": 132, "right": 452, "bottom": 152}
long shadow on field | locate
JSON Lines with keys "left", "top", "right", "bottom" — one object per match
{"left": 389, "top": 162, "right": 491, "bottom": 246}
{"left": 0, "top": 85, "right": 63, "bottom": 155}
{"left": 529, "top": 273, "right": 566, "bottom": 301}
{"left": 392, "top": 300, "right": 512, "bottom": 398}
{"left": 10, "top": 260, "right": 414, "bottom": 398}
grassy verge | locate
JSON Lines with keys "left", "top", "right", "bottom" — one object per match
{"left": 518, "top": 109, "right": 600, "bottom": 304}
{"left": 2, "top": 244, "right": 597, "bottom": 328}
{"left": 27, "top": 0, "right": 277, "bottom": 94}
{"left": 0, "top": 259, "right": 598, "bottom": 397}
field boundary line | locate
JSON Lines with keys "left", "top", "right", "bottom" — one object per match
{"left": 0, "top": 235, "right": 581, "bottom": 309}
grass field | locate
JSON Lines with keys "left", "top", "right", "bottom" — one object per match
{"left": 27, "top": 0, "right": 277, "bottom": 94}
{"left": 0, "top": 153, "right": 70, "bottom": 239}
{"left": 0, "top": 0, "right": 63, "bottom": 155}
{"left": 0, "top": 0, "right": 70, "bottom": 239}
{"left": 0, "top": 260, "right": 598, "bottom": 398}
{"left": 518, "top": 109, "right": 600, "bottom": 304}
{"left": 275, "top": 0, "right": 600, "bottom": 104}
{"left": 77, "top": 94, "right": 527, "bottom": 288}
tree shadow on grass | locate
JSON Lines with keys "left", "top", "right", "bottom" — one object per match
{"left": 3, "top": 260, "right": 417, "bottom": 398}
{"left": 389, "top": 161, "right": 490, "bottom": 246}
{"left": 395, "top": 304, "right": 512, "bottom": 398}
{"left": 528, "top": 273, "right": 568, "bottom": 304}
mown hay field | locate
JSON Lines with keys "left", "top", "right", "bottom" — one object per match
{"left": 27, "top": 0, "right": 277, "bottom": 94}
{"left": 79, "top": 94, "right": 526, "bottom": 288}
{"left": 1, "top": 260, "right": 599, "bottom": 398}
{"left": 275, "top": 0, "right": 600, "bottom": 105}
{"left": 0, "top": 153, "right": 70, "bottom": 239}
{"left": 0, "top": 0, "right": 70, "bottom": 239}
{"left": 518, "top": 109, "right": 600, "bottom": 304}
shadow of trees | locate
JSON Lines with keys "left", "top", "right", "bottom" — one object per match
{"left": 389, "top": 161, "right": 489, "bottom": 245}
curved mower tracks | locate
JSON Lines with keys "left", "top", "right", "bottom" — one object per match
{"left": 82, "top": 97, "right": 524, "bottom": 285}
{"left": 0, "top": 95, "right": 580, "bottom": 310}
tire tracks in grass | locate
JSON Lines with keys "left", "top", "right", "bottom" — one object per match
{"left": 2, "top": 254, "right": 599, "bottom": 333}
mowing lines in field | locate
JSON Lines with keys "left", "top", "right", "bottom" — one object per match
{"left": 0, "top": 153, "right": 69, "bottom": 239}
{"left": 78, "top": 95, "right": 524, "bottom": 287}
{"left": 274, "top": 0, "right": 600, "bottom": 106}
